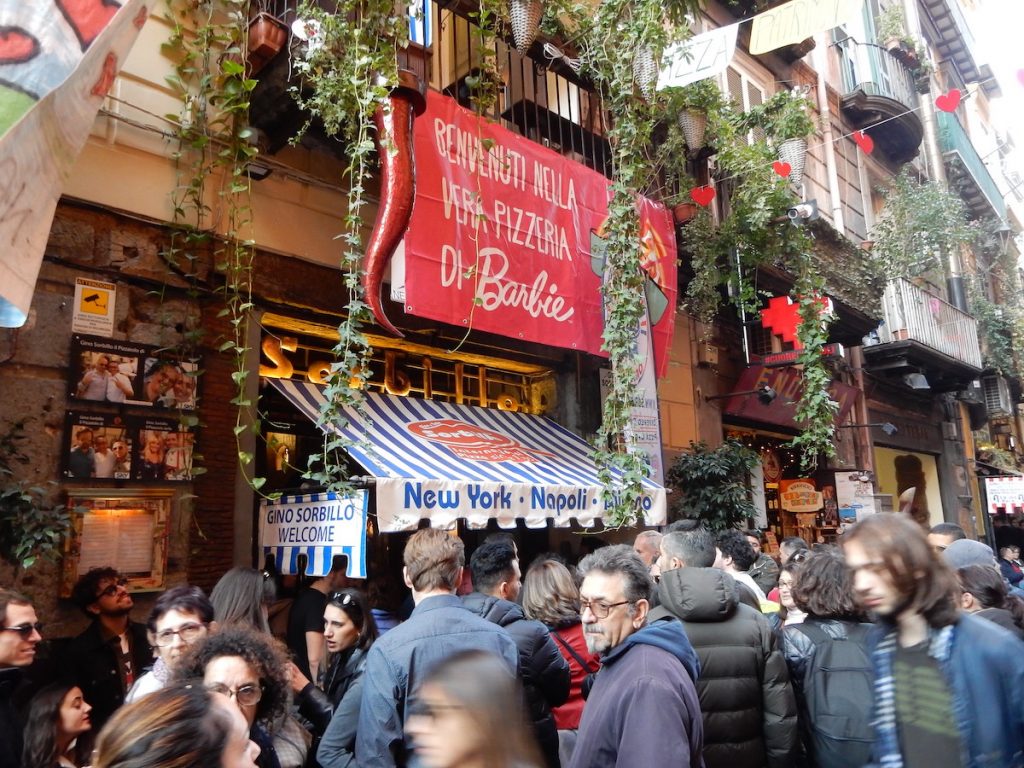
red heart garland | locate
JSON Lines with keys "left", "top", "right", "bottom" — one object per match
{"left": 0, "top": 28, "right": 39, "bottom": 64}
{"left": 852, "top": 131, "right": 874, "bottom": 154}
{"left": 772, "top": 161, "right": 792, "bottom": 178}
{"left": 690, "top": 186, "right": 716, "bottom": 206}
{"left": 935, "top": 89, "right": 961, "bottom": 113}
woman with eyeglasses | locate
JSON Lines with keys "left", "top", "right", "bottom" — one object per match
{"left": 127, "top": 585, "right": 215, "bottom": 703}
{"left": 92, "top": 683, "right": 260, "bottom": 768}
{"left": 174, "top": 625, "right": 294, "bottom": 768}
{"left": 286, "top": 588, "right": 378, "bottom": 767}
{"left": 22, "top": 682, "right": 92, "bottom": 767}
{"left": 406, "top": 650, "right": 543, "bottom": 768}
{"left": 776, "top": 558, "right": 807, "bottom": 626}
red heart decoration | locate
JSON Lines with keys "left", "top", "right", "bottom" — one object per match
{"left": 56, "top": 0, "right": 119, "bottom": 49}
{"left": 772, "top": 161, "right": 792, "bottom": 178}
{"left": 0, "top": 28, "right": 39, "bottom": 65}
{"left": 935, "top": 89, "right": 962, "bottom": 113}
{"left": 852, "top": 130, "right": 874, "bottom": 154}
{"left": 690, "top": 186, "right": 716, "bottom": 207}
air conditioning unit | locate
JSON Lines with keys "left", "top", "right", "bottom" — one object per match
{"left": 982, "top": 375, "right": 1013, "bottom": 416}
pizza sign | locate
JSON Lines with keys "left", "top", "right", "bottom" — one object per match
{"left": 407, "top": 419, "right": 554, "bottom": 463}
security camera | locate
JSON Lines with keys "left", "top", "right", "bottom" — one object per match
{"left": 787, "top": 203, "right": 817, "bottom": 221}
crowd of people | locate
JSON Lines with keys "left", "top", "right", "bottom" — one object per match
{"left": 2, "top": 513, "right": 1024, "bottom": 767}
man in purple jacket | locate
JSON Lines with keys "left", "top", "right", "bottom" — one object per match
{"left": 568, "top": 545, "right": 704, "bottom": 768}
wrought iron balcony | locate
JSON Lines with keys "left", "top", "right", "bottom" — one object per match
{"left": 834, "top": 37, "right": 923, "bottom": 164}
{"left": 863, "top": 278, "right": 982, "bottom": 391}
{"left": 936, "top": 111, "right": 1007, "bottom": 220}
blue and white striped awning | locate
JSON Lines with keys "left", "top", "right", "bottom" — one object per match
{"left": 270, "top": 379, "right": 665, "bottom": 531}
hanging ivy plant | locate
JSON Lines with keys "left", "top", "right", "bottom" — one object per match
{"left": 164, "top": 0, "right": 259, "bottom": 486}
{"left": 288, "top": 0, "right": 407, "bottom": 495}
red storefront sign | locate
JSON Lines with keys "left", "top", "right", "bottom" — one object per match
{"left": 723, "top": 365, "right": 858, "bottom": 429}
{"left": 398, "top": 91, "right": 678, "bottom": 376}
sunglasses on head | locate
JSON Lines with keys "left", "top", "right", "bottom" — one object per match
{"left": 328, "top": 591, "right": 355, "bottom": 607}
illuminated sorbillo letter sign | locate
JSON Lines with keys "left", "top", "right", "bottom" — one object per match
{"left": 395, "top": 91, "right": 678, "bottom": 378}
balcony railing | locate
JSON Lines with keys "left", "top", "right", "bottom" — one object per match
{"left": 874, "top": 278, "right": 982, "bottom": 369}
{"left": 835, "top": 38, "right": 918, "bottom": 113}
{"left": 936, "top": 111, "right": 1007, "bottom": 220}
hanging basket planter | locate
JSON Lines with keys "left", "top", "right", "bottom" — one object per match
{"left": 509, "top": 0, "right": 543, "bottom": 54}
{"left": 777, "top": 137, "right": 807, "bottom": 186}
{"left": 677, "top": 109, "right": 707, "bottom": 151}
{"left": 632, "top": 47, "right": 658, "bottom": 102}
{"left": 672, "top": 201, "right": 699, "bottom": 225}
{"left": 247, "top": 12, "right": 288, "bottom": 74}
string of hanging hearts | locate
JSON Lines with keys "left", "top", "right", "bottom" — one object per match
{"left": 686, "top": 87, "right": 968, "bottom": 208}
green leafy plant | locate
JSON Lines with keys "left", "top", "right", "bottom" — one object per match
{"left": 742, "top": 88, "right": 817, "bottom": 142}
{"left": 665, "top": 439, "right": 759, "bottom": 531}
{"left": 869, "top": 167, "right": 973, "bottom": 280}
{"left": 0, "top": 421, "right": 71, "bottom": 573}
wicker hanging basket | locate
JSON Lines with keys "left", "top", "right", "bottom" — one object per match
{"left": 509, "top": 0, "right": 543, "bottom": 54}
{"left": 632, "top": 47, "right": 658, "bottom": 102}
{"left": 777, "top": 137, "right": 808, "bottom": 186}
{"left": 677, "top": 109, "right": 707, "bottom": 150}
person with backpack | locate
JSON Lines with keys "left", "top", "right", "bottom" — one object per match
{"left": 650, "top": 523, "right": 799, "bottom": 768}
{"left": 783, "top": 548, "right": 874, "bottom": 768}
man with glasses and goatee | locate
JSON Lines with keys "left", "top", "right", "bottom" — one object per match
{"left": 0, "top": 589, "right": 42, "bottom": 768}
{"left": 62, "top": 567, "right": 151, "bottom": 740}
{"left": 568, "top": 545, "right": 704, "bottom": 768}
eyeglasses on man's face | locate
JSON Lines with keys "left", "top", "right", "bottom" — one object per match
{"left": 1, "top": 622, "right": 43, "bottom": 639}
{"left": 579, "top": 598, "right": 631, "bottom": 619}
{"left": 153, "top": 622, "right": 206, "bottom": 647}
{"left": 206, "top": 682, "right": 263, "bottom": 707}
{"left": 97, "top": 578, "right": 129, "bottom": 599}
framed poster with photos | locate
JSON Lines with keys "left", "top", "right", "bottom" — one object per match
{"left": 60, "top": 488, "right": 172, "bottom": 596}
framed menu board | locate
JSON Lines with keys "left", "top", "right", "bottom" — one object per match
{"left": 61, "top": 488, "right": 172, "bottom": 596}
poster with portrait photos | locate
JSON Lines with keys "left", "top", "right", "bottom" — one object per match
{"left": 68, "top": 335, "right": 199, "bottom": 411}
{"left": 134, "top": 417, "right": 195, "bottom": 482}
{"left": 62, "top": 412, "right": 134, "bottom": 480}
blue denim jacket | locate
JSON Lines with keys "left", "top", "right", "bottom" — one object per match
{"left": 354, "top": 593, "right": 520, "bottom": 767}
{"left": 869, "top": 612, "right": 1024, "bottom": 768}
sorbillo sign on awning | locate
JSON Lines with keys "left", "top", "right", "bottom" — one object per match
{"left": 270, "top": 379, "right": 666, "bottom": 531}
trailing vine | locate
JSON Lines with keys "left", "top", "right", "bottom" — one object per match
{"left": 289, "top": 0, "right": 406, "bottom": 495}
{"left": 539, "top": 0, "right": 700, "bottom": 526}
{"left": 789, "top": 251, "right": 838, "bottom": 472}
{"left": 164, "top": 0, "right": 261, "bottom": 488}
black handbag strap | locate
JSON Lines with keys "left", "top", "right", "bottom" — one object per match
{"left": 552, "top": 630, "right": 593, "bottom": 671}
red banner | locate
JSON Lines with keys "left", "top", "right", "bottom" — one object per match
{"left": 399, "top": 91, "right": 677, "bottom": 376}
{"left": 723, "top": 365, "right": 858, "bottom": 429}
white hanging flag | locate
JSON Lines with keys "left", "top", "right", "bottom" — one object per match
{"left": 749, "top": 0, "right": 862, "bottom": 55}
{"left": 0, "top": 0, "right": 153, "bottom": 327}
{"left": 658, "top": 23, "right": 740, "bottom": 91}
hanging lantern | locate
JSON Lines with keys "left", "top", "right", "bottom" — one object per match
{"left": 509, "top": 0, "right": 543, "bottom": 54}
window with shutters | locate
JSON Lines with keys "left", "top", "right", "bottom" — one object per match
{"left": 721, "top": 66, "right": 767, "bottom": 143}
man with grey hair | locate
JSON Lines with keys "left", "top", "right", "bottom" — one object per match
{"left": 651, "top": 525, "right": 798, "bottom": 767}
{"left": 632, "top": 530, "right": 662, "bottom": 567}
{"left": 568, "top": 544, "right": 703, "bottom": 768}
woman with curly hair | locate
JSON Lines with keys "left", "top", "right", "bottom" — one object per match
{"left": 22, "top": 682, "right": 92, "bottom": 768}
{"left": 173, "top": 625, "right": 296, "bottom": 768}
{"left": 521, "top": 558, "right": 599, "bottom": 766}
{"left": 782, "top": 548, "right": 873, "bottom": 768}
{"left": 92, "top": 683, "right": 259, "bottom": 768}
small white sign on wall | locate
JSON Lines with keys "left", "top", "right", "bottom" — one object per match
{"left": 72, "top": 277, "right": 116, "bottom": 336}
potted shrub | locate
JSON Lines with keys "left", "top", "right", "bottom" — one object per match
{"left": 662, "top": 79, "right": 726, "bottom": 152}
{"left": 876, "top": 5, "right": 920, "bottom": 66}
{"left": 664, "top": 439, "right": 760, "bottom": 531}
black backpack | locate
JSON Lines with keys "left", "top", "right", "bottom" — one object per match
{"left": 790, "top": 620, "right": 875, "bottom": 768}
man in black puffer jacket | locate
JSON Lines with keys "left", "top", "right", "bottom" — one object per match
{"left": 463, "top": 541, "right": 570, "bottom": 768}
{"left": 649, "top": 523, "right": 799, "bottom": 768}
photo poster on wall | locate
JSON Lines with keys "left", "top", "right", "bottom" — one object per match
{"left": 834, "top": 471, "right": 878, "bottom": 525}
{"left": 63, "top": 412, "right": 196, "bottom": 482}
{"left": 68, "top": 335, "right": 199, "bottom": 410}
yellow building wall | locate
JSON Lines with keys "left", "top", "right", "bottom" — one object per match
{"left": 659, "top": 313, "right": 699, "bottom": 458}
